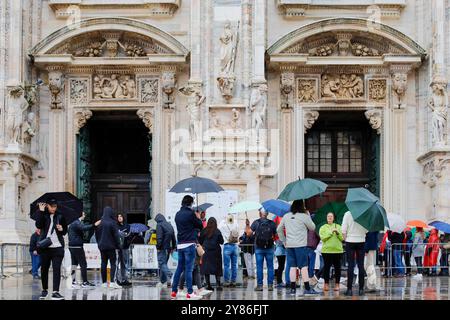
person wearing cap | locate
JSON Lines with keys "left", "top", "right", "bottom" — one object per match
{"left": 35, "top": 199, "right": 68, "bottom": 300}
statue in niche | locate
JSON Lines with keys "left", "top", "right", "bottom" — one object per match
{"left": 428, "top": 75, "right": 448, "bottom": 146}
{"left": 6, "top": 86, "right": 29, "bottom": 144}
{"left": 219, "top": 21, "right": 235, "bottom": 74}
{"left": 230, "top": 108, "right": 242, "bottom": 130}
{"left": 249, "top": 84, "right": 268, "bottom": 131}
{"left": 22, "top": 112, "right": 37, "bottom": 147}
{"left": 180, "top": 85, "right": 206, "bottom": 141}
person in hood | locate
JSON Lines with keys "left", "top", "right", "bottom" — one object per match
{"left": 68, "top": 211, "right": 96, "bottom": 288}
{"left": 34, "top": 199, "right": 68, "bottom": 300}
{"left": 155, "top": 213, "right": 176, "bottom": 287}
{"left": 424, "top": 228, "right": 440, "bottom": 276}
{"left": 95, "top": 206, "right": 122, "bottom": 289}
{"left": 171, "top": 195, "right": 203, "bottom": 300}
{"left": 412, "top": 227, "right": 425, "bottom": 280}
{"left": 116, "top": 213, "right": 132, "bottom": 287}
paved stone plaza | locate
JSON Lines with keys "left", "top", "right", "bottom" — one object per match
{"left": 1, "top": 272, "right": 449, "bottom": 300}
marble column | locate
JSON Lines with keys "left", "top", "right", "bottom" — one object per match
{"left": 252, "top": 0, "right": 266, "bottom": 85}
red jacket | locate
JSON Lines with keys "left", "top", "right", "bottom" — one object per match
{"left": 424, "top": 229, "right": 440, "bottom": 267}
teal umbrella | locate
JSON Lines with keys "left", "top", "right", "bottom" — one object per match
{"left": 345, "top": 188, "right": 389, "bottom": 232}
{"left": 228, "top": 201, "right": 262, "bottom": 214}
{"left": 313, "top": 202, "right": 348, "bottom": 233}
{"left": 278, "top": 178, "right": 327, "bottom": 202}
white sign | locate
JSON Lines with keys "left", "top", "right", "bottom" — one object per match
{"left": 131, "top": 245, "right": 158, "bottom": 269}
{"left": 84, "top": 244, "right": 102, "bottom": 269}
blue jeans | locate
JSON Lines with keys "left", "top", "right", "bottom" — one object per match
{"left": 255, "top": 248, "right": 274, "bottom": 286}
{"left": 285, "top": 258, "right": 291, "bottom": 283}
{"left": 307, "top": 248, "right": 316, "bottom": 278}
{"left": 393, "top": 249, "right": 405, "bottom": 275}
{"left": 171, "top": 245, "right": 196, "bottom": 294}
{"left": 223, "top": 244, "right": 238, "bottom": 283}
{"left": 30, "top": 253, "right": 41, "bottom": 277}
{"left": 157, "top": 249, "right": 171, "bottom": 284}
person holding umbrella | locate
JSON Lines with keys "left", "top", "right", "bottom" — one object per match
{"left": 277, "top": 200, "right": 318, "bottom": 296}
{"left": 171, "top": 195, "right": 204, "bottom": 300}
{"left": 35, "top": 199, "right": 68, "bottom": 300}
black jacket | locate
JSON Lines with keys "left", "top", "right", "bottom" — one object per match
{"left": 388, "top": 231, "right": 405, "bottom": 245}
{"left": 118, "top": 222, "right": 131, "bottom": 249}
{"left": 68, "top": 219, "right": 93, "bottom": 247}
{"left": 239, "top": 233, "right": 255, "bottom": 254}
{"left": 29, "top": 233, "right": 40, "bottom": 253}
{"left": 95, "top": 207, "right": 121, "bottom": 251}
{"left": 174, "top": 206, "right": 203, "bottom": 245}
{"left": 35, "top": 209, "right": 68, "bottom": 248}
{"left": 155, "top": 214, "right": 176, "bottom": 250}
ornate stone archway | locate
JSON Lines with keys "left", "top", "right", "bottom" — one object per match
{"left": 267, "top": 18, "right": 426, "bottom": 217}
{"left": 29, "top": 17, "right": 189, "bottom": 215}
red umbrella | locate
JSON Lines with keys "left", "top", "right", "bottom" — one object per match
{"left": 407, "top": 220, "right": 428, "bottom": 229}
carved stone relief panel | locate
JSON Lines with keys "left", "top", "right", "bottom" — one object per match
{"left": 368, "top": 79, "right": 387, "bottom": 103}
{"left": 320, "top": 74, "right": 364, "bottom": 100}
{"left": 208, "top": 105, "right": 246, "bottom": 134}
{"left": 297, "top": 78, "right": 318, "bottom": 103}
{"left": 69, "top": 79, "right": 89, "bottom": 105}
{"left": 93, "top": 74, "right": 137, "bottom": 100}
{"left": 139, "top": 78, "right": 159, "bottom": 104}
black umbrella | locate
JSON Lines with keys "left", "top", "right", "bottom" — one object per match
{"left": 30, "top": 192, "right": 83, "bottom": 225}
{"left": 193, "top": 203, "right": 213, "bottom": 212}
{"left": 169, "top": 176, "right": 224, "bottom": 207}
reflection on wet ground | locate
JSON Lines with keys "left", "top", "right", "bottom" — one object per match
{"left": 1, "top": 272, "right": 449, "bottom": 300}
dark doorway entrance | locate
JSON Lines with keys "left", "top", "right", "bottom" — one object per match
{"left": 304, "top": 111, "right": 380, "bottom": 212}
{"left": 77, "top": 110, "right": 152, "bottom": 224}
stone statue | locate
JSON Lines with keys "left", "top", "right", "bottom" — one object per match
{"left": 94, "top": 74, "right": 136, "bottom": 99}
{"left": 209, "top": 111, "right": 222, "bottom": 132}
{"left": 22, "top": 112, "right": 37, "bottom": 147}
{"left": 162, "top": 71, "right": 177, "bottom": 109}
{"left": 179, "top": 85, "right": 206, "bottom": 141}
{"left": 230, "top": 108, "right": 242, "bottom": 130}
{"left": 219, "top": 21, "right": 235, "bottom": 74}
{"left": 392, "top": 73, "right": 408, "bottom": 108}
{"left": 280, "top": 72, "right": 295, "bottom": 108}
{"left": 321, "top": 74, "right": 364, "bottom": 99}
{"left": 48, "top": 71, "right": 64, "bottom": 109}
{"left": 249, "top": 84, "right": 268, "bottom": 131}
{"left": 217, "top": 75, "right": 236, "bottom": 101}
{"left": 428, "top": 75, "right": 448, "bottom": 146}
{"left": 6, "top": 86, "right": 29, "bottom": 145}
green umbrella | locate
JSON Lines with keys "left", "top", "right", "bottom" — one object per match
{"left": 313, "top": 202, "right": 348, "bottom": 233}
{"left": 345, "top": 188, "right": 389, "bottom": 232}
{"left": 278, "top": 178, "right": 327, "bottom": 202}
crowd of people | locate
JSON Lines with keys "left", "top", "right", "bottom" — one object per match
{"left": 30, "top": 196, "right": 450, "bottom": 300}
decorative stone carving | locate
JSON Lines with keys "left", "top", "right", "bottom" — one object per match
{"left": 70, "top": 79, "right": 88, "bottom": 105}
{"left": 6, "top": 86, "right": 29, "bottom": 145}
{"left": 217, "top": 21, "right": 239, "bottom": 102}
{"left": 307, "top": 33, "right": 380, "bottom": 57}
{"left": 249, "top": 84, "right": 268, "bottom": 131}
{"left": 335, "top": 33, "right": 353, "bottom": 56}
{"left": 74, "top": 109, "right": 93, "bottom": 135}
{"left": 428, "top": 75, "right": 448, "bottom": 147}
{"left": 298, "top": 79, "right": 317, "bottom": 103}
{"left": 391, "top": 73, "right": 408, "bottom": 109}
{"left": 139, "top": 78, "right": 159, "bottom": 104}
{"left": 209, "top": 111, "right": 223, "bottom": 132}
{"left": 179, "top": 84, "right": 205, "bottom": 141}
{"left": 74, "top": 33, "right": 148, "bottom": 58}
{"left": 304, "top": 110, "right": 319, "bottom": 133}
{"left": 161, "top": 71, "right": 177, "bottom": 109}
{"left": 93, "top": 74, "right": 136, "bottom": 99}
{"left": 137, "top": 109, "right": 154, "bottom": 133}
{"left": 280, "top": 72, "right": 295, "bottom": 109}
{"left": 75, "top": 42, "right": 103, "bottom": 57}
{"left": 365, "top": 109, "right": 382, "bottom": 134}
{"left": 321, "top": 74, "right": 364, "bottom": 99}
{"left": 351, "top": 43, "right": 379, "bottom": 57}
{"left": 368, "top": 79, "right": 387, "bottom": 102}
{"left": 421, "top": 159, "right": 446, "bottom": 188}
{"left": 230, "top": 108, "right": 242, "bottom": 130}
{"left": 21, "top": 112, "right": 37, "bottom": 147}
{"left": 48, "top": 71, "right": 65, "bottom": 109}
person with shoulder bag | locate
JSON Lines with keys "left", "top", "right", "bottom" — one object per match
{"left": 219, "top": 213, "right": 240, "bottom": 287}
{"left": 34, "top": 199, "right": 68, "bottom": 300}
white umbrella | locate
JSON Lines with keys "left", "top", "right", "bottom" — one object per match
{"left": 387, "top": 213, "right": 407, "bottom": 233}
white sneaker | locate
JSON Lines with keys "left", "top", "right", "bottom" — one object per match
{"left": 186, "top": 292, "right": 202, "bottom": 300}
{"left": 412, "top": 274, "right": 423, "bottom": 281}
{"left": 101, "top": 283, "right": 109, "bottom": 288}
{"left": 109, "top": 282, "right": 122, "bottom": 289}
{"left": 71, "top": 283, "right": 81, "bottom": 289}
{"left": 198, "top": 288, "right": 213, "bottom": 296}
{"left": 317, "top": 278, "right": 324, "bottom": 284}
{"left": 193, "top": 285, "right": 198, "bottom": 291}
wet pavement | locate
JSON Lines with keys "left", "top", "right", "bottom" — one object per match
{"left": 0, "top": 272, "right": 449, "bottom": 300}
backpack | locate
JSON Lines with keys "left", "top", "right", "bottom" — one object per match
{"left": 255, "top": 220, "right": 273, "bottom": 249}
{"left": 226, "top": 224, "right": 239, "bottom": 244}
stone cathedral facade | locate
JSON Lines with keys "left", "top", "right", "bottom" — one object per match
{"left": 0, "top": 0, "right": 449, "bottom": 244}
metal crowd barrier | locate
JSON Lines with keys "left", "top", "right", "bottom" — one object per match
{"left": 0, "top": 243, "right": 31, "bottom": 278}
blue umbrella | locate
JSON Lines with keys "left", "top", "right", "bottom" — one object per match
{"left": 193, "top": 202, "right": 213, "bottom": 212}
{"left": 262, "top": 199, "right": 291, "bottom": 217}
{"left": 429, "top": 221, "right": 450, "bottom": 234}
{"left": 130, "top": 223, "right": 149, "bottom": 234}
